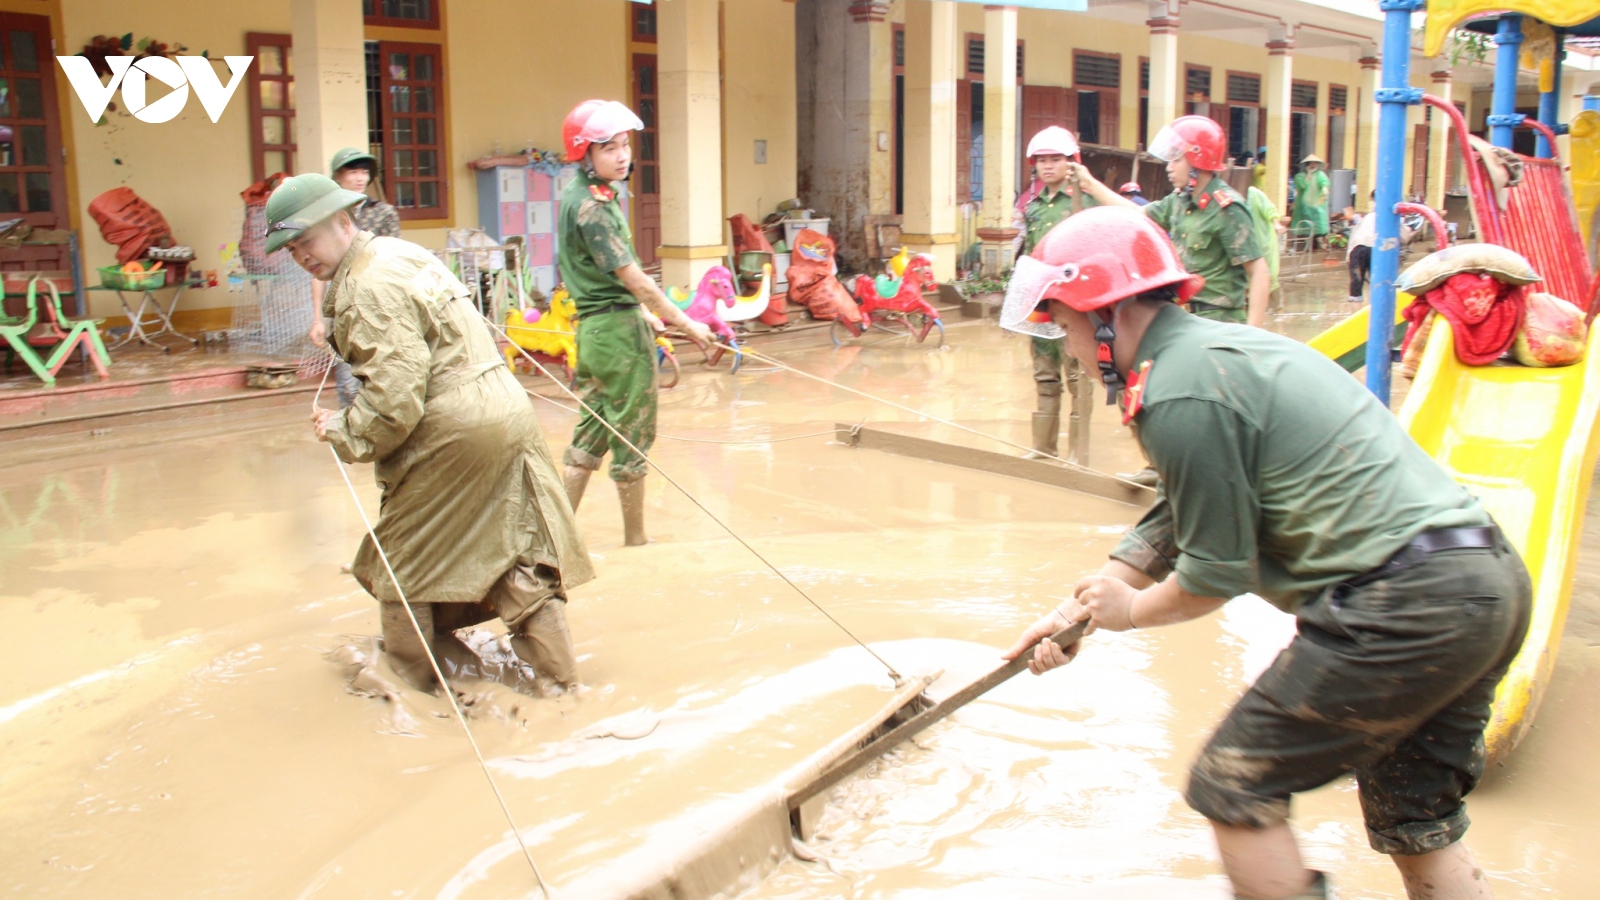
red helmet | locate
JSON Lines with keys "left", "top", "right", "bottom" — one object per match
{"left": 1149, "top": 115, "right": 1227, "bottom": 172}
{"left": 1037, "top": 206, "right": 1202, "bottom": 312}
{"left": 563, "top": 100, "right": 645, "bottom": 163}
{"left": 1118, "top": 182, "right": 1142, "bottom": 194}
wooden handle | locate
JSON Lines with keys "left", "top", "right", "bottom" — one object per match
{"left": 788, "top": 618, "right": 1090, "bottom": 811}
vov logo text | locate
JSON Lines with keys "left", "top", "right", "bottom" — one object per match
{"left": 55, "top": 55, "right": 253, "bottom": 124}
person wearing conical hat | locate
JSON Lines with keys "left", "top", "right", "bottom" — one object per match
{"left": 269, "top": 172, "right": 594, "bottom": 695}
{"left": 309, "top": 148, "right": 401, "bottom": 408}
{"left": 1291, "top": 154, "right": 1331, "bottom": 251}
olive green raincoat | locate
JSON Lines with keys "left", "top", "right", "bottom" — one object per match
{"left": 323, "top": 233, "right": 594, "bottom": 610}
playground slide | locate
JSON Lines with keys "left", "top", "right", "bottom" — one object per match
{"left": 1303, "top": 293, "right": 1415, "bottom": 372}
{"left": 1389, "top": 322, "right": 1600, "bottom": 764}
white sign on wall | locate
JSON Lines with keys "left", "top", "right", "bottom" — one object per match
{"left": 56, "top": 55, "right": 253, "bottom": 124}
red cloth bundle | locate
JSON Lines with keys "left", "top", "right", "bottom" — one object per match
{"left": 1401, "top": 272, "right": 1528, "bottom": 366}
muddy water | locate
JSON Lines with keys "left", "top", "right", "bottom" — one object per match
{"left": 2, "top": 280, "right": 1596, "bottom": 898}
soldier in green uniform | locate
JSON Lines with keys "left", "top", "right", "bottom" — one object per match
{"left": 271, "top": 173, "right": 594, "bottom": 694}
{"left": 1012, "top": 126, "right": 1095, "bottom": 463}
{"left": 1074, "top": 115, "right": 1269, "bottom": 327}
{"left": 556, "top": 100, "right": 712, "bottom": 547}
{"left": 1000, "top": 206, "right": 1528, "bottom": 900}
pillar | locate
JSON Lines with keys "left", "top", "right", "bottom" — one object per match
{"left": 1367, "top": 0, "right": 1424, "bottom": 405}
{"left": 1145, "top": 2, "right": 1180, "bottom": 144}
{"left": 902, "top": 0, "right": 960, "bottom": 283}
{"left": 1426, "top": 69, "right": 1452, "bottom": 208}
{"left": 1489, "top": 15, "right": 1523, "bottom": 149}
{"left": 290, "top": 0, "right": 367, "bottom": 177}
{"left": 1536, "top": 36, "right": 1565, "bottom": 159}
{"left": 1264, "top": 30, "right": 1295, "bottom": 213}
{"left": 657, "top": 0, "right": 726, "bottom": 287}
{"left": 977, "top": 4, "right": 1018, "bottom": 275}
{"left": 801, "top": 1, "right": 895, "bottom": 266}
{"left": 1357, "top": 49, "right": 1380, "bottom": 211}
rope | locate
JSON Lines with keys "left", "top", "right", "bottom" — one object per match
{"left": 518, "top": 391, "right": 836, "bottom": 445}
{"left": 311, "top": 369, "right": 555, "bottom": 899}
{"left": 483, "top": 318, "right": 904, "bottom": 683}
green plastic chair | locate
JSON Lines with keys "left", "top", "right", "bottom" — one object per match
{"left": 0, "top": 277, "right": 108, "bottom": 385}
{"left": 34, "top": 277, "right": 109, "bottom": 375}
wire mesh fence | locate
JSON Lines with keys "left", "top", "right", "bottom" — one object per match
{"left": 229, "top": 203, "right": 333, "bottom": 382}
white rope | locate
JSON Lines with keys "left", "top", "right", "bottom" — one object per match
{"left": 484, "top": 318, "right": 904, "bottom": 683}
{"left": 312, "top": 368, "right": 555, "bottom": 899}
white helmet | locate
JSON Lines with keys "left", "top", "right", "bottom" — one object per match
{"left": 1026, "top": 126, "right": 1080, "bottom": 160}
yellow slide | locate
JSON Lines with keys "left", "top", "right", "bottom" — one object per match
{"left": 1380, "top": 322, "right": 1600, "bottom": 763}
{"left": 1304, "top": 294, "right": 1415, "bottom": 372}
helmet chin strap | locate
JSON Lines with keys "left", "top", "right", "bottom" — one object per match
{"left": 1093, "top": 309, "right": 1123, "bottom": 405}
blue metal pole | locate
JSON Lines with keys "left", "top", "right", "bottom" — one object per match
{"left": 1365, "top": 0, "right": 1423, "bottom": 404}
{"left": 1489, "top": 15, "right": 1524, "bottom": 149}
{"left": 1536, "top": 33, "right": 1565, "bottom": 158}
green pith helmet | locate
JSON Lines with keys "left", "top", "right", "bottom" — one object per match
{"left": 264, "top": 173, "right": 366, "bottom": 254}
{"left": 330, "top": 147, "right": 378, "bottom": 174}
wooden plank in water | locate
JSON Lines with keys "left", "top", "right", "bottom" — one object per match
{"left": 786, "top": 621, "right": 1089, "bottom": 814}
{"left": 834, "top": 423, "right": 1156, "bottom": 506}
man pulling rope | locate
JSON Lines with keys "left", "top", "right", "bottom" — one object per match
{"left": 268, "top": 173, "right": 594, "bottom": 694}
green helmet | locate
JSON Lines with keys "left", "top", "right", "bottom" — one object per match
{"left": 264, "top": 173, "right": 366, "bottom": 254}
{"left": 330, "top": 147, "right": 378, "bottom": 174}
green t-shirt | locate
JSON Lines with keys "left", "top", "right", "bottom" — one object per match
{"left": 1245, "top": 186, "right": 1280, "bottom": 291}
{"left": 1022, "top": 185, "right": 1098, "bottom": 256}
{"left": 557, "top": 170, "right": 639, "bottom": 315}
{"left": 1144, "top": 177, "right": 1262, "bottom": 310}
{"left": 1110, "top": 304, "right": 1487, "bottom": 613}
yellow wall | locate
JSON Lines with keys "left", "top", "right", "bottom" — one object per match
{"left": 58, "top": 0, "right": 292, "bottom": 319}
{"left": 720, "top": 0, "right": 798, "bottom": 227}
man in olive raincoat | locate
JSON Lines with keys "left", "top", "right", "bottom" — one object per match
{"left": 268, "top": 173, "right": 595, "bottom": 694}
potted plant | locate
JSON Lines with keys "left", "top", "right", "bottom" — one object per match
{"left": 955, "top": 270, "right": 1010, "bottom": 318}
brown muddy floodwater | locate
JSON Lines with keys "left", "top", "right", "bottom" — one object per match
{"left": 3, "top": 283, "right": 1598, "bottom": 899}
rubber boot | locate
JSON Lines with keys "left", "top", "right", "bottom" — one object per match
{"left": 509, "top": 598, "right": 579, "bottom": 687}
{"left": 1022, "top": 392, "right": 1062, "bottom": 461}
{"left": 378, "top": 601, "right": 481, "bottom": 693}
{"left": 1065, "top": 359, "right": 1093, "bottom": 467}
{"left": 563, "top": 464, "right": 593, "bottom": 511}
{"left": 618, "top": 478, "right": 648, "bottom": 546}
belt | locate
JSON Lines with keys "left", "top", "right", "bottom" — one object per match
{"left": 579, "top": 301, "right": 640, "bottom": 319}
{"left": 1347, "top": 525, "right": 1499, "bottom": 587}
{"left": 1188, "top": 300, "right": 1239, "bottom": 313}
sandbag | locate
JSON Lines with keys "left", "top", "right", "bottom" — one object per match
{"left": 1514, "top": 292, "right": 1588, "bottom": 367}
{"left": 88, "top": 187, "right": 173, "bottom": 264}
{"left": 1396, "top": 242, "right": 1541, "bottom": 296}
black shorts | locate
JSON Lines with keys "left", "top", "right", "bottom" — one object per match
{"left": 1184, "top": 533, "right": 1532, "bottom": 855}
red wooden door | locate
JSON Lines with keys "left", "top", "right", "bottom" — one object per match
{"left": 957, "top": 79, "right": 972, "bottom": 202}
{"left": 630, "top": 53, "right": 660, "bottom": 266}
{"left": 1021, "top": 85, "right": 1075, "bottom": 145}
{"left": 0, "top": 12, "right": 70, "bottom": 298}
{"left": 1411, "top": 122, "right": 1429, "bottom": 199}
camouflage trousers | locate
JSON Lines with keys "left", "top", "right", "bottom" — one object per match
{"left": 563, "top": 308, "right": 658, "bottom": 482}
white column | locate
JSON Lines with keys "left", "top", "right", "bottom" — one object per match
{"left": 978, "top": 4, "right": 1019, "bottom": 274}
{"left": 1264, "top": 30, "right": 1295, "bottom": 213}
{"left": 1357, "top": 48, "right": 1380, "bottom": 212}
{"left": 903, "top": 0, "right": 960, "bottom": 283}
{"left": 657, "top": 0, "right": 726, "bottom": 287}
{"left": 1145, "top": 1, "right": 1180, "bottom": 143}
{"left": 290, "top": 0, "right": 367, "bottom": 177}
{"left": 1426, "top": 69, "right": 1453, "bottom": 209}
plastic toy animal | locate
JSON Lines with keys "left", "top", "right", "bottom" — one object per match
{"left": 838, "top": 252, "right": 943, "bottom": 344}
{"left": 504, "top": 287, "right": 578, "bottom": 378}
{"left": 667, "top": 264, "right": 741, "bottom": 367}
{"left": 719, "top": 263, "right": 772, "bottom": 325}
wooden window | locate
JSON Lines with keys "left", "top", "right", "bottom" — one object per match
{"left": 966, "top": 35, "right": 984, "bottom": 78}
{"left": 893, "top": 27, "right": 904, "bottom": 69}
{"left": 363, "top": 0, "right": 439, "bottom": 29}
{"left": 632, "top": 4, "right": 657, "bottom": 43}
{"left": 1016, "top": 40, "right": 1024, "bottom": 82}
{"left": 246, "top": 33, "right": 295, "bottom": 183}
{"left": 1185, "top": 65, "right": 1211, "bottom": 105}
{"left": 1073, "top": 51, "right": 1120, "bottom": 147}
{"left": 370, "top": 41, "right": 446, "bottom": 218}
{"left": 1291, "top": 80, "right": 1319, "bottom": 111}
{"left": 1327, "top": 84, "right": 1348, "bottom": 169}
{"left": 1138, "top": 57, "right": 1149, "bottom": 148}
{"left": 0, "top": 12, "right": 67, "bottom": 227}
{"left": 1226, "top": 72, "right": 1260, "bottom": 105}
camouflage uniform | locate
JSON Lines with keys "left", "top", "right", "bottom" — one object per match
{"left": 1144, "top": 177, "right": 1263, "bottom": 323}
{"left": 1018, "top": 186, "right": 1097, "bottom": 462}
{"left": 352, "top": 197, "right": 402, "bottom": 239}
{"left": 558, "top": 171, "right": 655, "bottom": 483}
